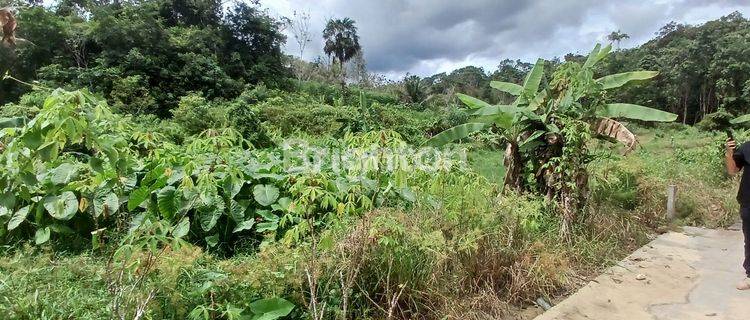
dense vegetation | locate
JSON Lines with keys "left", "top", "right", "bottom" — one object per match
{"left": 0, "top": 1, "right": 747, "bottom": 319}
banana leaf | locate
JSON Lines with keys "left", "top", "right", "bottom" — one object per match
{"left": 730, "top": 114, "right": 750, "bottom": 124}
{"left": 522, "top": 58, "right": 545, "bottom": 96}
{"left": 596, "top": 71, "right": 658, "bottom": 90}
{"left": 456, "top": 93, "right": 491, "bottom": 109}
{"left": 490, "top": 81, "right": 523, "bottom": 96}
{"left": 584, "top": 43, "right": 611, "bottom": 68}
{"left": 425, "top": 123, "right": 486, "bottom": 146}
{"left": 597, "top": 103, "right": 677, "bottom": 122}
{"left": 471, "top": 105, "right": 522, "bottom": 117}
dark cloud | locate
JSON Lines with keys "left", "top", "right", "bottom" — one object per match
{"left": 263, "top": 0, "right": 750, "bottom": 77}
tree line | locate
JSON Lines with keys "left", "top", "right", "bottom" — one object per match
{"left": 1, "top": 1, "right": 749, "bottom": 128}
{"left": 404, "top": 12, "right": 750, "bottom": 126}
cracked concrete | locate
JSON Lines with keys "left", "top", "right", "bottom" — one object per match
{"left": 534, "top": 226, "right": 750, "bottom": 320}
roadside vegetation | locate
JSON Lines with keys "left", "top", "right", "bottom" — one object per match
{"left": 0, "top": 1, "right": 748, "bottom": 319}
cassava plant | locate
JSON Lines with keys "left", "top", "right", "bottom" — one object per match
{"left": 427, "top": 44, "right": 677, "bottom": 237}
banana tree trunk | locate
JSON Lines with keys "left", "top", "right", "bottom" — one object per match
{"left": 503, "top": 142, "right": 522, "bottom": 192}
{"left": 559, "top": 169, "right": 588, "bottom": 241}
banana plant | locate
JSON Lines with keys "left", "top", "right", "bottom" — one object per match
{"left": 426, "top": 58, "right": 547, "bottom": 190}
{"left": 426, "top": 43, "right": 677, "bottom": 207}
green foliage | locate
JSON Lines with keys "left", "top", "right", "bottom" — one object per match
{"left": 427, "top": 44, "right": 677, "bottom": 235}
{"left": 171, "top": 93, "right": 227, "bottom": 135}
{"left": 3, "top": 0, "right": 290, "bottom": 112}
{"left": 697, "top": 108, "right": 734, "bottom": 131}
{"left": 0, "top": 89, "right": 440, "bottom": 254}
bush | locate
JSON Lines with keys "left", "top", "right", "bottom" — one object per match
{"left": 226, "top": 100, "right": 273, "bottom": 148}
{"left": 259, "top": 100, "right": 358, "bottom": 136}
{"left": 110, "top": 75, "right": 158, "bottom": 115}
{"left": 0, "top": 89, "right": 48, "bottom": 118}
{"left": 171, "top": 93, "right": 227, "bottom": 135}
{"left": 696, "top": 108, "right": 734, "bottom": 131}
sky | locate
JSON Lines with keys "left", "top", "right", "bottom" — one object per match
{"left": 260, "top": 0, "right": 750, "bottom": 79}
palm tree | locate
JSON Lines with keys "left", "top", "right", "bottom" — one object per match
{"left": 323, "top": 18, "right": 361, "bottom": 91}
{"left": 607, "top": 30, "right": 630, "bottom": 49}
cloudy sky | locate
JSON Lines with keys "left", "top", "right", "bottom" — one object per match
{"left": 260, "top": 0, "right": 750, "bottom": 79}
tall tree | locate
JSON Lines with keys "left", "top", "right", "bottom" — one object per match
{"left": 607, "top": 30, "right": 630, "bottom": 48}
{"left": 285, "top": 10, "right": 311, "bottom": 81}
{"left": 322, "top": 17, "right": 361, "bottom": 90}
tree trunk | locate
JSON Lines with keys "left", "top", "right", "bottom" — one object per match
{"left": 339, "top": 60, "right": 347, "bottom": 94}
{"left": 503, "top": 142, "right": 522, "bottom": 192}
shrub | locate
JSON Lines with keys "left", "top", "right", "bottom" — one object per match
{"left": 110, "top": 75, "right": 158, "bottom": 115}
{"left": 171, "top": 93, "right": 227, "bottom": 135}
{"left": 696, "top": 108, "right": 734, "bottom": 131}
{"left": 0, "top": 89, "right": 48, "bottom": 118}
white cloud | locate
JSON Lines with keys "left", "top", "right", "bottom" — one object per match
{"left": 260, "top": 0, "right": 750, "bottom": 78}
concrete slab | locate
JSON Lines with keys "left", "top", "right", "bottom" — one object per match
{"left": 534, "top": 226, "right": 750, "bottom": 320}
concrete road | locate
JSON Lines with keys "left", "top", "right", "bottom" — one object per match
{"left": 534, "top": 226, "right": 750, "bottom": 320}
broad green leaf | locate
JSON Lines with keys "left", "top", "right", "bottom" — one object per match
{"left": 8, "top": 206, "right": 30, "bottom": 230}
{"left": 596, "top": 71, "right": 659, "bottom": 89}
{"left": 222, "top": 176, "right": 243, "bottom": 199}
{"left": 271, "top": 197, "right": 292, "bottom": 212}
{"left": 50, "top": 163, "right": 79, "bottom": 185}
{"left": 598, "top": 103, "right": 677, "bottom": 122}
{"left": 0, "top": 117, "right": 25, "bottom": 129}
{"left": 522, "top": 59, "right": 545, "bottom": 96}
{"left": 0, "top": 191, "right": 15, "bottom": 217}
{"left": 127, "top": 186, "right": 151, "bottom": 211}
{"left": 44, "top": 192, "right": 78, "bottom": 221}
{"left": 519, "top": 130, "right": 545, "bottom": 147}
{"left": 229, "top": 200, "right": 249, "bottom": 222}
{"left": 157, "top": 186, "right": 178, "bottom": 219}
{"left": 490, "top": 81, "right": 523, "bottom": 95}
{"left": 50, "top": 223, "right": 75, "bottom": 234}
{"left": 37, "top": 141, "right": 59, "bottom": 161}
{"left": 256, "top": 210, "right": 278, "bottom": 221}
{"left": 141, "top": 165, "right": 165, "bottom": 187}
{"left": 398, "top": 187, "right": 416, "bottom": 202}
{"left": 528, "top": 90, "right": 547, "bottom": 110}
{"left": 731, "top": 114, "right": 750, "bottom": 124}
{"left": 35, "top": 227, "right": 51, "bottom": 245}
{"left": 173, "top": 217, "right": 190, "bottom": 239}
{"left": 129, "top": 213, "right": 146, "bottom": 233}
{"left": 424, "top": 123, "right": 486, "bottom": 147}
{"left": 584, "top": 43, "right": 601, "bottom": 68}
{"left": 479, "top": 113, "right": 515, "bottom": 130}
{"left": 456, "top": 93, "right": 491, "bottom": 109}
{"left": 249, "top": 297, "right": 295, "bottom": 320}
{"left": 200, "top": 208, "right": 221, "bottom": 231}
{"left": 584, "top": 43, "right": 611, "bottom": 68}
{"left": 205, "top": 234, "right": 219, "bottom": 247}
{"left": 232, "top": 220, "right": 255, "bottom": 233}
{"left": 253, "top": 185, "right": 280, "bottom": 207}
{"left": 89, "top": 157, "right": 105, "bottom": 173}
{"left": 166, "top": 168, "right": 186, "bottom": 185}
{"left": 471, "top": 105, "right": 522, "bottom": 117}
{"left": 94, "top": 192, "right": 119, "bottom": 218}
{"left": 255, "top": 222, "right": 277, "bottom": 233}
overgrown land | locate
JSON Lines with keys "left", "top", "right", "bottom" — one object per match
{"left": 0, "top": 2, "right": 749, "bottom": 319}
